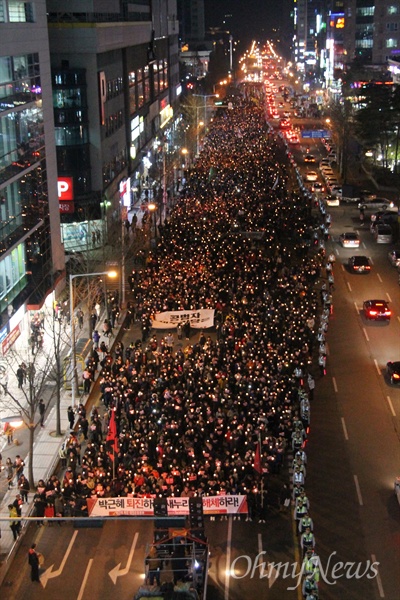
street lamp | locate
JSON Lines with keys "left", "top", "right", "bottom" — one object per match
{"left": 148, "top": 203, "right": 157, "bottom": 243}
{"left": 193, "top": 95, "right": 218, "bottom": 156}
{"left": 69, "top": 270, "right": 117, "bottom": 407}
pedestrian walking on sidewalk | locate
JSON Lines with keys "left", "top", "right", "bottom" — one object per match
{"left": 5, "top": 423, "right": 14, "bottom": 444}
{"left": 77, "top": 309, "right": 84, "bottom": 330}
{"left": 92, "top": 329, "right": 100, "bottom": 348}
{"left": 90, "top": 312, "right": 97, "bottom": 332}
{"left": 67, "top": 406, "right": 75, "bottom": 430}
{"left": 13, "top": 455, "right": 24, "bottom": 478}
{"left": 38, "top": 398, "right": 45, "bottom": 427}
{"left": 28, "top": 543, "right": 41, "bottom": 582}
{"left": 16, "top": 364, "right": 24, "bottom": 388}
{"left": 6, "top": 457, "right": 14, "bottom": 488}
{"left": 8, "top": 504, "right": 20, "bottom": 541}
{"left": 18, "top": 474, "right": 30, "bottom": 503}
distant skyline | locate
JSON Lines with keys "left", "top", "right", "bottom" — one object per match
{"left": 204, "top": 0, "right": 292, "bottom": 55}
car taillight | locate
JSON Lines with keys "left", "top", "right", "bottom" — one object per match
{"left": 385, "top": 311, "right": 391, "bottom": 316}
{"left": 369, "top": 310, "right": 377, "bottom": 315}
{"left": 393, "top": 373, "right": 400, "bottom": 379}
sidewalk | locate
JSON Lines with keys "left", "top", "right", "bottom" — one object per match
{"left": 0, "top": 194, "right": 155, "bottom": 579}
{"left": 0, "top": 188, "right": 177, "bottom": 580}
{"left": 0, "top": 306, "right": 126, "bottom": 573}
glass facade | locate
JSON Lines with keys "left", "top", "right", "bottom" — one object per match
{"left": 0, "top": 45, "right": 54, "bottom": 318}
{"left": 52, "top": 67, "right": 92, "bottom": 205}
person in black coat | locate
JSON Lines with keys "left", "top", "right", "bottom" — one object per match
{"left": 28, "top": 543, "right": 40, "bottom": 582}
{"left": 67, "top": 406, "right": 75, "bottom": 430}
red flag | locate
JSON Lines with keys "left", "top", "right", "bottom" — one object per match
{"left": 106, "top": 410, "right": 119, "bottom": 461}
{"left": 254, "top": 442, "right": 262, "bottom": 475}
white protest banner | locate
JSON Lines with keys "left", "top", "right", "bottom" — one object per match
{"left": 151, "top": 309, "right": 214, "bottom": 330}
{"left": 87, "top": 495, "right": 248, "bottom": 517}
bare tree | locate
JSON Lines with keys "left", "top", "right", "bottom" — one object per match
{"left": 0, "top": 339, "right": 55, "bottom": 488}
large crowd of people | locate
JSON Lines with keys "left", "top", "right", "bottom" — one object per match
{"left": 23, "top": 89, "right": 332, "bottom": 596}
{"left": 59, "top": 96, "right": 327, "bottom": 503}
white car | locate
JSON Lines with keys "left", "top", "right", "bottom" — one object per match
{"left": 329, "top": 185, "right": 342, "bottom": 198}
{"left": 339, "top": 232, "right": 360, "bottom": 248}
{"left": 325, "top": 194, "right": 340, "bottom": 207}
{"left": 358, "top": 197, "right": 397, "bottom": 211}
{"left": 322, "top": 170, "right": 335, "bottom": 180}
{"left": 305, "top": 171, "right": 318, "bottom": 182}
{"left": 374, "top": 224, "right": 393, "bottom": 244}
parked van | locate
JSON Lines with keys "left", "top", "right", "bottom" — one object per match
{"left": 374, "top": 224, "right": 393, "bottom": 244}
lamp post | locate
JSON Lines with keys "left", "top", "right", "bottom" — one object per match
{"left": 148, "top": 202, "right": 157, "bottom": 243}
{"left": 193, "top": 94, "right": 218, "bottom": 155}
{"left": 69, "top": 270, "right": 117, "bottom": 407}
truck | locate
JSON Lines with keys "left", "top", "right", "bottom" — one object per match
{"left": 341, "top": 184, "right": 361, "bottom": 205}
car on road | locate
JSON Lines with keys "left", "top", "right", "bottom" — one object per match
{"left": 326, "top": 178, "right": 340, "bottom": 190}
{"left": 388, "top": 250, "right": 400, "bottom": 267}
{"left": 339, "top": 232, "right": 360, "bottom": 248}
{"left": 312, "top": 182, "right": 324, "bottom": 193}
{"left": 370, "top": 210, "right": 398, "bottom": 223}
{"left": 363, "top": 299, "right": 391, "bottom": 321}
{"left": 386, "top": 361, "right": 400, "bottom": 384}
{"left": 319, "top": 159, "right": 330, "bottom": 169}
{"left": 329, "top": 185, "right": 342, "bottom": 198}
{"left": 304, "top": 154, "right": 316, "bottom": 163}
{"left": 325, "top": 194, "right": 340, "bottom": 207}
{"left": 348, "top": 256, "right": 371, "bottom": 273}
{"left": 374, "top": 224, "right": 393, "bottom": 244}
{"left": 358, "top": 197, "right": 396, "bottom": 211}
{"left": 305, "top": 170, "right": 318, "bottom": 182}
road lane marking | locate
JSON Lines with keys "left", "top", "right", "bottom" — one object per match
{"left": 347, "top": 282, "right": 352, "bottom": 292}
{"left": 387, "top": 396, "right": 396, "bottom": 417}
{"left": 371, "top": 554, "right": 385, "bottom": 598}
{"left": 374, "top": 359, "right": 381, "bottom": 376}
{"left": 354, "top": 301, "right": 358, "bottom": 313}
{"left": 363, "top": 328, "right": 369, "bottom": 342}
{"left": 377, "top": 273, "right": 383, "bottom": 283}
{"left": 353, "top": 475, "right": 364, "bottom": 506}
{"left": 326, "top": 343, "right": 330, "bottom": 356}
{"left": 332, "top": 377, "right": 338, "bottom": 392}
{"left": 77, "top": 558, "right": 93, "bottom": 600}
{"left": 225, "top": 514, "right": 233, "bottom": 600}
{"left": 335, "top": 248, "right": 339, "bottom": 255}
{"left": 41, "top": 530, "right": 79, "bottom": 588}
{"left": 369, "top": 256, "right": 374, "bottom": 265}
{"left": 341, "top": 417, "right": 349, "bottom": 440}
{"left": 109, "top": 531, "right": 139, "bottom": 584}
{"left": 362, "top": 242, "right": 367, "bottom": 249}
{"left": 386, "top": 292, "right": 392, "bottom": 302}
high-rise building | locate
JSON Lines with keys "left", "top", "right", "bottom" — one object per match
{"left": 0, "top": 0, "right": 180, "bottom": 352}
{"left": 0, "top": 0, "right": 64, "bottom": 341}
{"left": 343, "top": 1, "right": 400, "bottom": 66}
{"left": 47, "top": 0, "right": 180, "bottom": 253}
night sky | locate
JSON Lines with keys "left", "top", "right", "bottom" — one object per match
{"left": 204, "top": 0, "right": 292, "bottom": 53}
